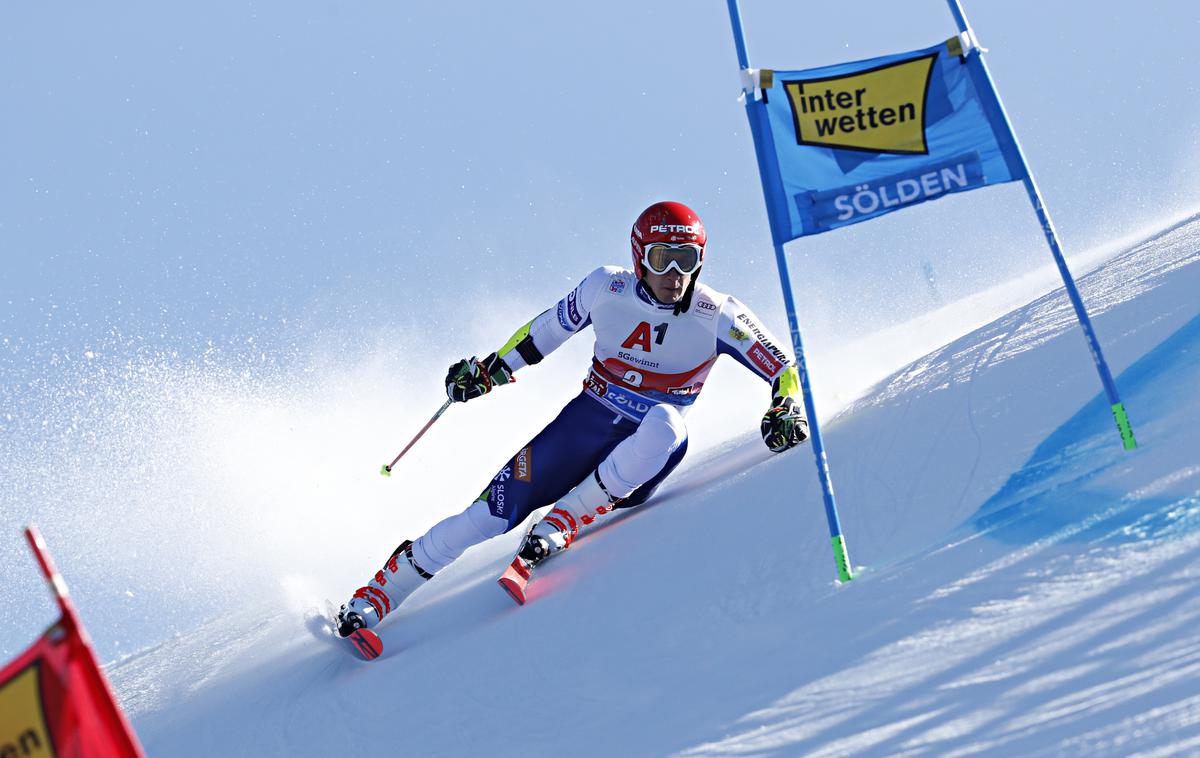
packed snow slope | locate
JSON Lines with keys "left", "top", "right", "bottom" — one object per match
{"left": 107, "top": 217, "right": 1200, "bottom": 757}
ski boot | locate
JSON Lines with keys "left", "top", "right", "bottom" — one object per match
{"left": 499, "top": 471, "right": 620, "bottom": 605}
{"left": 518, "top": 468, "right": 625, "bottom": 567}
{"left": 498, "top": 512, "right": 584, "bottom": 605}
{"left": 338, "top": 539, "right": 431, "bottom": 636}
{"left": 518, "top": 512, "right": 575, "bottom": 567}
{"left": 335, "top": 605, "right": 368, "bottom": 638}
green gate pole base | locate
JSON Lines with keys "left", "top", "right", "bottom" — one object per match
{"left": 832, "top": 535, "right": 854, "bottom": 583}
{"left": 1112, "top": 402, "right": 1138, "bottom": 451}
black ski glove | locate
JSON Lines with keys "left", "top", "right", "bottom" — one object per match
{"left": 760, "top": 396, "right": 809, "bottom": 453}
{"left": 445, "top": 352, "right": 514, "bottom": 403}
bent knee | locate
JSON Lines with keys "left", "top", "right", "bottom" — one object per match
{"left": 637, "top": 404, "right": 687, "bottom": 454}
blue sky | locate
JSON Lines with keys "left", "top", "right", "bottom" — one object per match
{"left": 3, "top": 1, "right": 1197, "bottom": 366}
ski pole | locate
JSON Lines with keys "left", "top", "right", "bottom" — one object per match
{"left": 380, "top": 398, "right": 453, "bottom": 477}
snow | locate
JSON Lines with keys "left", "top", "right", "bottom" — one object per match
{"left": 82, "top": 213, "right": 1200, "bottom": 755}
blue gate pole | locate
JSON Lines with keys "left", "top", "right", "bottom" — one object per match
{"left": 945, "top": 0, "right": 1137, "bottom": 451}
{"left": 726, "top": 0, "right": 853, "bottom": 582}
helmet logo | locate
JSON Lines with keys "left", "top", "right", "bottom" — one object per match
{"left": 649, "top": 224, "right": 698, "bottom": 234}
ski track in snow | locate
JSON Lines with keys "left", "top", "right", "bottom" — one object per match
{"left": 92, "top": 212, "right": 1200, "bottom": 755}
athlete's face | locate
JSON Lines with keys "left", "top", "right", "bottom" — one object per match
{"left": 644, "top": 268, "right": 692, "bottom": 304}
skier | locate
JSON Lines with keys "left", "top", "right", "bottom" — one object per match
{"left": 336, "top": 201, "right": 808, "bottom": 636}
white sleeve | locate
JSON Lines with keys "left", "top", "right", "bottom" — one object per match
{"left": 716, "top": 296, "right": 796, "bottom": 388}
{"left": 498, "top": 267, "right": 607, "bottom": 371}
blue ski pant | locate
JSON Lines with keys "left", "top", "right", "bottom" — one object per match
{"left": 483, "top": 391, "right": 689, "bottom": 532}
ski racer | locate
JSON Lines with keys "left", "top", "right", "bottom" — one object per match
{"left": 336, "top": 201, "right": 809, "bottom": 636}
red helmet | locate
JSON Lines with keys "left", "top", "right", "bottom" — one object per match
{"left": 630, "top": 201, "right": 707, "bottom": 279}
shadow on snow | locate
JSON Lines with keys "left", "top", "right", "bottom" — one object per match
{"left": 972, "top": 312, "right": 1200, "bottom": 545}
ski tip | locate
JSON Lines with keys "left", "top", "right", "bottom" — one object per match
{"left": 345, "top": 628, "right": 384, "bottom": 661}
{"left": 498, "top": 575, "right": 527, "bottom": 605}
{"left": 498, "top": 554, "right": 533, "bottom": 605}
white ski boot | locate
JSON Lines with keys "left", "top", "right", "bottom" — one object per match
{"left": 518, "top": 470, "right": 620, "bottom": 566}
{"left": 338, "top": 539, "right": 431, "bottom": 636}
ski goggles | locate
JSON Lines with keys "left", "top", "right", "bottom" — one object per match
{"left": 642, "top": 243, "right": 703, "bottom": 275}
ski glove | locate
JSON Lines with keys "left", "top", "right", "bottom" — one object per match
{"left": 760, "top": 397, "right": 809, "bottom": 453}
{"left": 445, "top": 352, "right": 514, "bottom": 403}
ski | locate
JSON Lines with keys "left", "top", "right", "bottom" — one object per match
{"left": 343, "top": 627, "right": 384, "bottom": 661}
{"left": 498, "top": 554, "right": 534, "bottom": 605}
{"left": 498, "top": 517, "right": 570, "bottom": 605}
{"left": 323, "top": 600, "right": 384, "bottom": 661}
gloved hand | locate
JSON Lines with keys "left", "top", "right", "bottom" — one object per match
{"left": 760, "top": 396, "right": 809, "bottom": 453}
{"left": 445, "top": 352, "right": 514, "bottom": 402}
